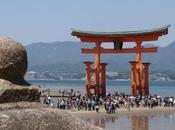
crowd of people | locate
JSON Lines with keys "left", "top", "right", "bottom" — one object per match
{"left": 42, "top": 89, "right": 175, "bottom": 113}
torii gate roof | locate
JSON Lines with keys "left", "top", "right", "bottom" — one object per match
{"left": 71, "top": 25, "right": 170, "bottom": 42}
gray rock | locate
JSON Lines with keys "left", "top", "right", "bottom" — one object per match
{"left": 0, "top": 79, "right": 40, "bottom": 103}
{"left": 0, "top": 102, "right": 41, "bottom": 111}
{"left": 0, "top": 107, "right": 104, "bottom": 130}
{"left": 0, "top": 37, "right": 40, "bottom": 103}
{"left": 0, "top": 37, "right": 27, "bottom": 84}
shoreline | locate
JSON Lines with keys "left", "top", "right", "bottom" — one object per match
{"left": 27, "top": 79, "right": 175, "bottom": 82}
{"left": 69, "top": 107, "right": 175, "bottom": 117}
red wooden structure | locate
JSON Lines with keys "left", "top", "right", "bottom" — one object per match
{"left": 71, "top": 25, "right": 170, "bottom": 96}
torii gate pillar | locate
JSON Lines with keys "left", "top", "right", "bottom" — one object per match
{"left": 100, "top": 63, "right": 107, "bottom": 96}
{"left": 143, "top": 63, "right": 151, "bottom": 95}
{"left": 94, "top": 42, "right": 101, "bottom": 95}
{"left": 84, "top": 62, "right": 93, "bottom": 96}
{"left": 129, "top": 61, "right": 138, "bottom": 96}
{"left": 129, "top": 61, "right": 151, "bottom": 96}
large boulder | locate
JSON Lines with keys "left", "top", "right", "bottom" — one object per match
{"left": 0, "top": 37, "right": 40, "bottom": 103}
{"left": 0, "top": 37, "right": 27, "bottom": 84}
{"left": 0, "top": 103, "right": 104, "bottom": 130}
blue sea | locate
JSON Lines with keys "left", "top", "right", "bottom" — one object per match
{"left": 28, "top": 80, "right": 175, "bottom": 97}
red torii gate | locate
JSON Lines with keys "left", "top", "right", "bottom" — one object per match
{"left": 71, "top": 25, "right": 170, "bottom": 96}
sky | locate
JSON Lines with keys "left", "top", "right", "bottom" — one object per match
{"left": 0, "top": 0, "right": 175, "bottom": 46}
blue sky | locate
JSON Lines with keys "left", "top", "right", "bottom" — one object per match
{"left": 0, "top": 0, "right": 174, "bottom": 46}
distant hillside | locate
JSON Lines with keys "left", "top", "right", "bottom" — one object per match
{"left": 26, "top": 41, "right": 175, "bottom": 72}
{"left": 26, "top": 41, "right": 93, "bottom": 72}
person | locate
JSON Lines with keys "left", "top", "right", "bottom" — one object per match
{"left": 56, "top": 100, "right": 60, "bottom": 108}
{"left": 43, "top": 96, "right": 47, "bottom": 104}
{"left": 87, "top": 99, "right": 91, "bottom": 111}
{"left": 60, "top": 99, "right": 65, "bottom": 109}
{"left": 50, "top": 101, "right": 54, "bottom": 108}
{"left": 111, "top": 101, "right": 116, "bottom": 113}
{"left": 92, "top": 100, "right": 95, "bottom": 111}
{"left": 169, "top": 97, "right": 174, "bottom": 107}
{"left": 150, "top": 98, "right": 154, "bottom": 108}
{"left": 84, "top": 99, "right": 88, "bottom": 110}
{"left": 157, "top": 96, "right": 162, "bottom": 107}
{"left": 104, "top": 102, "right": 108, "bottom": 113}
{"left": 95, "top": 105, "right": 99, "bottom": 112}
{"left": 48, "top": 96, "right": 51, "bottom": 104}
{"left": 173, "top": 98, "right": 175, "bottom": 107}
{"left": 127, "top": 101, "right": 131, "bottom": 111}
{"left": 135, "top": 97, "right": 140, "bottom": 107}
{"left": 109, "top": 102, "right": 112, "bottom": 114}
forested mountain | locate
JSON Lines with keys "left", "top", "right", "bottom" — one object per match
{"left": 26, "top": 40, "right": 175, "bottom": 72}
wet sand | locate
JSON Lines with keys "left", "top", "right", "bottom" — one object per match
{"left": 70, "top": 107, "right": 175, "bottom": 117}
{"left": 69, "top": 107, "right": 175, "bottom": 130}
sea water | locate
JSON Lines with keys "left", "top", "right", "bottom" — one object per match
{"left": 28, "top": 80, "right": 175, "bottom": 97}
{"left": 80, "top": 112, "right": 175, "bottom": 130}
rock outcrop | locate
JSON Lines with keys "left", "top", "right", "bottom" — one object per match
{"left": 0, "top": 80, "right": 40, "bottom": 103}
{"left": 0, "top": 103, "right": 104, "bottom": 130}
{"left": 0, "top": 37, "right": 40, "bottom": 103}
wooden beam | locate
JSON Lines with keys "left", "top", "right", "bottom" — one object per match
{"left": 79, "top": 33, "right": 162, "bottom": 42}
{"left": 81, "top": 47, "right": 157, "bottom": 54}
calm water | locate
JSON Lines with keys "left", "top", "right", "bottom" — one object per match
{"left": 28, "top": 80, "right": 175, "bottom": 97}
{"left": 28, "top": 80, "right": 175, "bottom": 130}
{"left": 79, "top": 112, "right": 175, "bottom": 130}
